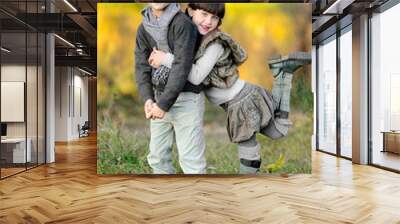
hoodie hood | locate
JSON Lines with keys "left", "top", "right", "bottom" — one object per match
{"left": 141, "top": 3, "right": 180, "bottom": 52}
{"left": 141, "top": 3, "right": 180, "bottom": 28}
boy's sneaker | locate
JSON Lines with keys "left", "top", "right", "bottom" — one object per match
{"left": 239, "top": 159, "right": 261, "bottom": 174}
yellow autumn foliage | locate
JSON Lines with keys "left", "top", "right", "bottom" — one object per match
{"left": 97, "top": 3, "right": 311, "bottom": 104}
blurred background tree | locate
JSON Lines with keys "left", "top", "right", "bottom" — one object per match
{"left": 98, "top": 3, "right": 312, "bottom": 109}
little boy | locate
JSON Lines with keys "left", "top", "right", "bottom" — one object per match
{"left": 135, "top": 3, "right": 206, "bottom": 174}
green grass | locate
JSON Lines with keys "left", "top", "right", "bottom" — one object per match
{"left": 97, "top": 97, "right": 312, "bottom": 174}
{"left": 97, "top": 117, "right": 151, "bottom": 174}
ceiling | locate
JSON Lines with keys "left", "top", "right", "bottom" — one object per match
{"left": 311, "top": 0, "right": 389, "bottom": 43}
{"left": 0, "top": 0, "right": 97, "bottom": 74}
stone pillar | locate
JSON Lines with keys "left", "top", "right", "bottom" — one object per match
{"left": 46, "top": 1, "right": 55, "bottom": 163}
{"left": 352, "top": 14, "right": 369, "bottom": 164}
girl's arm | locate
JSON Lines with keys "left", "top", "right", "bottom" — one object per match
{"left": 161, "top": 43, "right": 224, "bottom": 85}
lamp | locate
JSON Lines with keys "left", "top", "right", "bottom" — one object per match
{"left": 322, "top": 0, "right": 355, "bottom": 15}
{"left": 78, "top": 67, "right": 93, "bottom": 76}
{"left": 1, "top": 47, "right": 11, "bottom": 53}
{"left": 63, "top": 0, "right": 78, "bottom": 12}
{"left": 54, "top": 34, "right": 75, "bottom": 48}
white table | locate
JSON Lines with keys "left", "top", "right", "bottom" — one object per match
{"left": 1, "top": 138, "right": 31, "bottom": 163}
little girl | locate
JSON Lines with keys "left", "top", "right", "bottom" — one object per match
{"left": 149, "top": 3, "right": 297, "bottom": 174}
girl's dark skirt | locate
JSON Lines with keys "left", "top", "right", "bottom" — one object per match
{"left": 223, "top": 83, "right": 290, "bottom": 143}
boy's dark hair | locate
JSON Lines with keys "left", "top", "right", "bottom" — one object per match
{"left": 187, "top": 3, "right": 225, "bottom": 25}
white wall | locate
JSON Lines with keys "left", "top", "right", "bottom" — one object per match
{"left": 1, "top": 65, "right": 26, "bottom": 81}
{"left": 55, "top": 67, "right": 89, "bottom": 141}
{"left": 55, "top": 66, "right": 69, "bottom": 141}
{"left": 73, "top": 73, "right": 89, "bottom": 137}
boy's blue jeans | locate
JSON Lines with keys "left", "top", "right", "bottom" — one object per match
{"left": 147, "top": 92, "right": 206, "bottom": 174}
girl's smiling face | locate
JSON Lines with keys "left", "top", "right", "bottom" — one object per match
{"left": 189, "top": 8, "right": 220, "bottom": 35}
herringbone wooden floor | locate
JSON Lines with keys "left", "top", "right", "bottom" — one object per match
{"left": 1, "top": 135, "right": 400, "bottom": 224}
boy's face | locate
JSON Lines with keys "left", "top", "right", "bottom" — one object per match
{"left": 149, "top": 3, "right": 170, "bottom": 11}
{"left": 189, "top": 8, "right": 220, "bottom": 35}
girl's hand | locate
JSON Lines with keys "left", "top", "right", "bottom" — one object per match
{"left": 148, "top": 48, "right": 167, "bottom": 69}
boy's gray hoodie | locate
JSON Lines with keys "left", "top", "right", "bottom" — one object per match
{"left": 141, "top": 3, "right": 180, "bottom": 52}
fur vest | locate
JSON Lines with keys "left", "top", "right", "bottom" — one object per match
{"left": 195, "top": 30, "right": 247, "bottom": 89}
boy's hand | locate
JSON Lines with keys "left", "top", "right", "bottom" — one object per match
{"left": 148, "top": 47, "right": 167, "bottom": 69}
{"left": 144, "top": 99, "right": 154, "bottom": 119}
{"left": 150, "top": 103, "right": 165, "bottom": 119}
